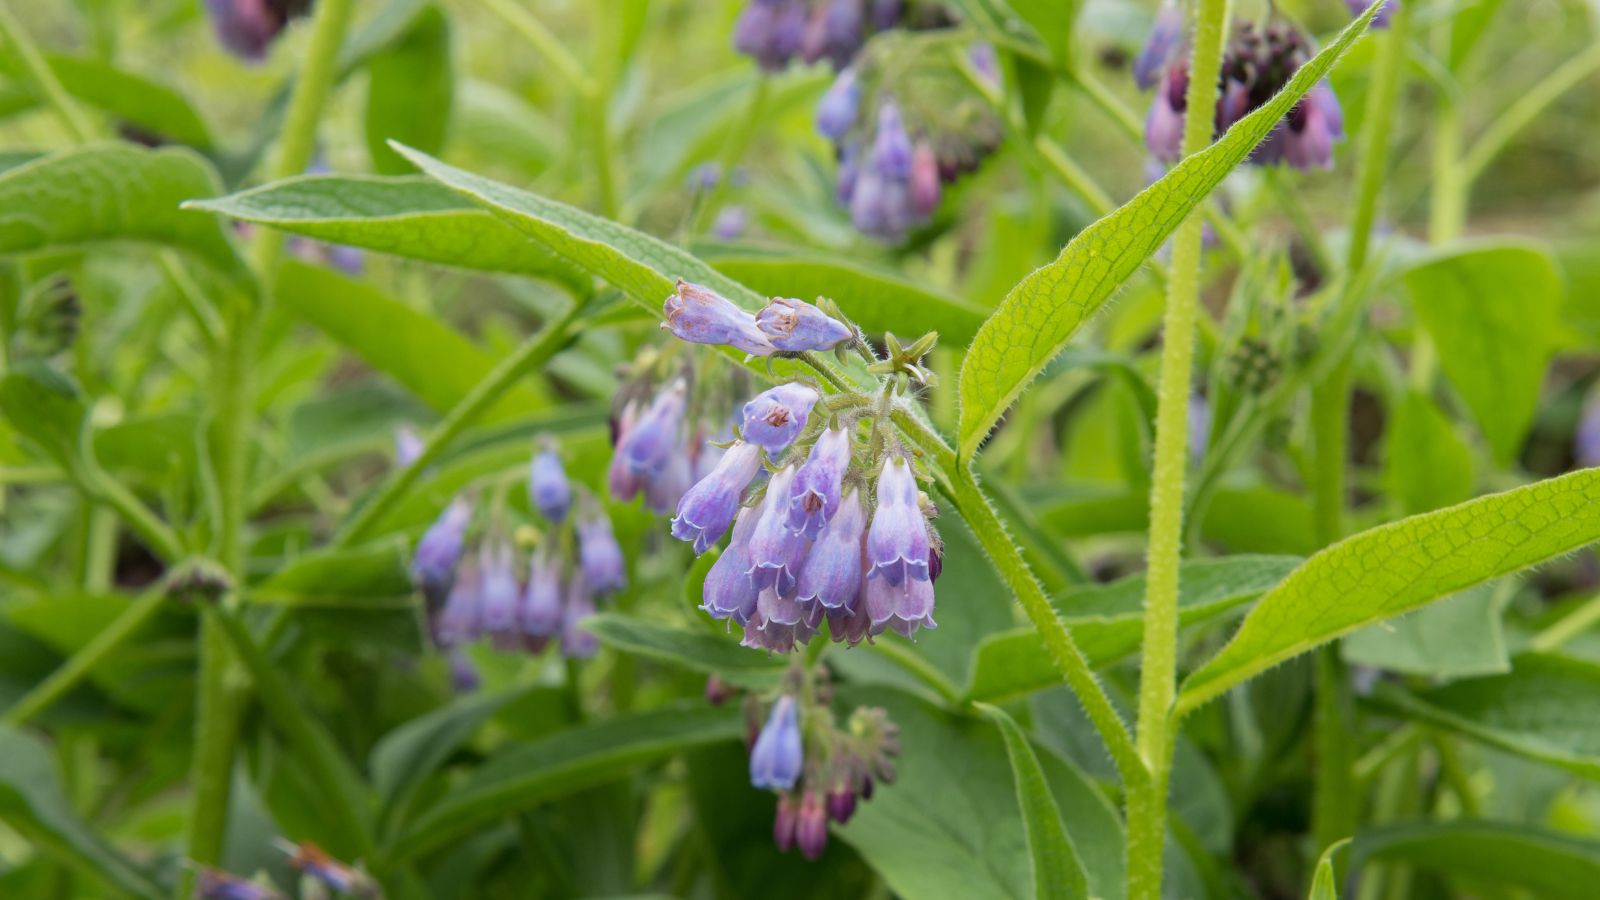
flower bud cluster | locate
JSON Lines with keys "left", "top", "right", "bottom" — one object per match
{"left": 1138, "top": 10, "right": 1345, "bottom": 170}
{"left": 734, "top": 668, "right": 901, "bottom": 860}
{"left": 409, "top": 439, "right": 625, "bottom": 689}
{"left": 205, "top": 0, "right": 312, "bottom": 62}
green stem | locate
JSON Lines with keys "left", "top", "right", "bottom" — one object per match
{"left": 1128, "top": 3, "right": 1231, "bottom": 898}
{"left": 479, "top": 0, "right": 598, "bottom": 97}
{"left": 1347, "top": 2, "right": 1412, "bottom": 274}
{"left": 337, "top": 301, "right": 584, "bottom": 546}
{"left": 1529, "top": 592, "right": 1600, "bottom": 653}
{"left": 180, "top": 612, "right": 243, "bottom": 899}
{"left": 81, "top": 462, "right": 186, "bottom": 563}
{"left": 0, "top": 0, "right": 95, "bottom": 141}
{"left": 1458, "top": 39, "right": 1600, "bottom": 186}
{"left": 1427, "top": 22, "right": 1466, "bottom": 244}
{"left": 3, "top": 590, "right": 167, "bottom": 726}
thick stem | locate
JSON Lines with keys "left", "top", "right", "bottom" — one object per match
{"left": 179, "top": 613, "right": 243, "bottom": 899}
{"left": 1347, "top": 1, "right": 1412, "bottom": 274}
{"left": 1129, "top": 3, "right": 1231, "bottom": 898}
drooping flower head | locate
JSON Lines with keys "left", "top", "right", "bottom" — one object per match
{"left": 786, "top": 425, "right": 854, "bottom": 538}
{"left": 560, "top": 575, "right": 600, "bottom": 658}
{"left": 741, "top": 383, "right": 821, "bottom": 455}
{"left": 520, "top": 548, "right": 564, "bottom": 639}
{"left": 529, "top": 440, "right": 572, "bottom": 523}
{"left": 746, "top": 467, "right": 810, "bottom": 596}
{"left": 756, "top": 297, "right": 854, "bottom": 353}
{"left": 702, "top": 507, "right": 762, "bottom": 625}
{"left": 412, "top": 497, "right": 474, "bottom": 608}
{"left": 578, "top": 510, "right": 628, "bottom": 595}
{"left": 663, "top": 280, "right": 776, "bottom": 357}
{"left": 673, "top": 440, "right": 765, "bottom": 554}
{"left": 866, "top": 456, "right": 930, "bottom": 585}
{"left": 478, "top": 540, "right": 522, "bottom": 651}
{"left": 615, "top": 379, "right": 688, "bottom": 481}
{"left": 817, "top": 68, "right": 862, "bottom": 141}
{"left": 797, "top": 488, "right": 866, "bottom": 609}
{"left": 749, "top": 694, "right": 804, "bottom": 790}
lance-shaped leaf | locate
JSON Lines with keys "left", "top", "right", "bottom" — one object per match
{"left": 1354, "top": 821, "right": 1600, "bottom": 900}
{"left": 1178, "top": 469, "right": 1600, "bottom": 715}
{"left": 978, "top": 704, "right": 1090, "bottom": 900}
{"left": 956, "top": 4, "right": 1383, "bottom": 462}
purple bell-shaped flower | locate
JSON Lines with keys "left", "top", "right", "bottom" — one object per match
{"left": 749, "top": 695, "right": 804, "bottom": 790}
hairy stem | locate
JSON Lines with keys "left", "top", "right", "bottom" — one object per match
{"left": 1128, "top": 2, "right": 1231, "bottom": 898}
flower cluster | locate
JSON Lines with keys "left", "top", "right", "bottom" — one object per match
{"left": 735, "top": 668, "right": 900, "bottom": 859}
{"left": 205, "top": 0, "right": 312, "bottom": 61}
{"left": 1139, "top": 8, "right": 1345, "bottom": 170}
{"left": 410, "top": 438, "right": 624, "bottom": 688}
{"left": 818, "top": 46, "right": 1001, "bottom": 241}
{"left": 733, "top": 0, "right": 913, "bottom": 71}
{"left": 659, "top": 281, "right": 941, "bottom": 651}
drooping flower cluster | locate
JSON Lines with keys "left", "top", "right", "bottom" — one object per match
{"left": 733, "top": 667, "right": 900, "bottom": 859}
{"left": 818, "top": 47, "right": 1002, "bottom": 241}
{"left": 409, "top": 438, "right": 624, "bottom": 688}
{"left": 659, "top": 281, "right": 941, "bottom": 651}
{"left": 205, "top": 0, "right": 312, "bottom": 61}
{"left": 733, "top": 0, "right": 917, "bottom": 71}
{"left": 1139, "top": 9, "right": 1346, "bottom": 170}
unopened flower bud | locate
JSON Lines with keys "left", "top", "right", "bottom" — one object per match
{"left": 663, "top": 280, "right": 776, "bottom": 356}
{"left": 796, "top": 790, "right": 829, "bottom": 859}
{"left": 757, "top": 297, "right": 853, "bottom": 353}
{"left": 817, "top": 68, "right": 861, "bottom": 141}
{"left": 529, "top": 442, "right": 572, "bottom": 523}
{"left": 1133, "top": 2, "right": 1185, "bottom": 90}
{"left": 750, "top": 694, "right": 804, "bottom": 790}
{"left": 578, "top": 512, "right": 627, "bottom": 595}
{"left": 773, "top": 791, "right": 799, "bottom": 851}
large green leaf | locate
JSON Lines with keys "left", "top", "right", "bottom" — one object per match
{"left": 1342, "top": 582, "right": 1510, "bottom": 678}
{"left": 1370, "top": 653, "right": 1600, "bottom": 779}
{"left": 707, "top": 252, "right": 988, "bottom": 346}
{"left": 582, "top": 614, "right": 786, "bottom": 689}
{"left": 370, "top": 687, "right": 525, "bottom": 838}
{"left": 835, "top": 687, "right": 1124, "bottom": 900}
{"left": 0, "top": 144, "right": 246, "bottom": 282}
{"left": 979, "top": 704, "right": 1089, "bottom": 900}
{"left": 1178, "top": 468, "right": 1600, "bottom": 715}
{"left": 388, "top": 705, "right": 741, "bottom": 859}
{"left": 0, "top": 726, "right": 164, "bottom": 899}
{"left": 1405, "top": 243, "right": 1561, "bottom": 464}
{"left": 1384, "top": 389, "right": 1475, "bottom": 514}
{"left": 252, "top": 539, "right": 414, "bottom": 608}
{"left": 1355, "top": 821, "right": 1600, "bottom": 900}
{"left": 365, "top": 6, "right": 454, "bottom": 174}
{"left": 0, "top": 363, "right": 86, "bottom": 467}
{"left": 187, "top": 175, "right": 587, "bottom": 289}
{"left": 274, "top": 260, "right": 546, "bottom": 420}
{"left": 36, "top": 56, "right": 214, "bottom": 148}
{"left": 955, "top": 5, "right": 1383, "bottom": 461}
{"left": 966, "top": 556, "right": 1299, "bottom": 703}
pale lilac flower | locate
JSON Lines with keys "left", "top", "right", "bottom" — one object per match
{"left": 866, "top": 457, "right": 930, "bottom": 585}
{"left": 787, "top": 426, "right": 854, "bottom": 538}
{"left": 1145, "top": 65, "right": 1188, "bottom": 164}
{"left": 968, "top": 42, "right": 1000, "bottom": 84}
{"left": 395, "top": 424, "right": 424, "bottom": 468}
{"left": 746, "top": 467, "right": 809, "bottom": 595}
{"left": 560, "top": 576, "right": 599, "bottom": 658}
{"left": 756, "top": 297, "right": 853, "bottom": 353}
{"left": 1579, "top": 395, "right": 1600, "bottom": 468}
{"left": 529, "top": 442, "right": 572, "bottom": 522}
{"left": 826, "top": 596, "right": 873, "bottom": 646}
{"left": 750, "top": 695, "right": 804, "bottom": 790}
{"left": 796, "top": 790, "right": 828, "bottom": 860}
{"left": 435, "top": 561, "right": 482, "bottom": 648}
{"left": 798, "top": 489, "right": 865, "bottom": 607}
{"left": 616, "top": 380, "right": 687, "bottom": 479}
{"left": 578, "top": 511, "right": 627, "bottom": 595}
{"left": 478, "top": 541, "right": 521, "bottom": 650}
{"left": 521, "top": 550, "right": 563, "bottom": 638}
{"left": 673, "top": 441, "right": 764, "bottom": 553}
{"left": 662, "top": 280, "right": 776, "bottom": 357}
{"left": 703, "top": 507, "right": 761, "bottom": 625}
{"left": 873, "top": 100, "right": 912, "bottom": 179}
{"left": 864, "top": 572, "right": 937, "bottom": 638}
{"left": 645, "top": 446, "right": 693, "bottom": 514}
{"left": 1350, "top": 0, "right": 1398, "bottom": 28}
{"left": 412, "top": 497, "right": 473, "bottom": 601}
{"left": 743, "top": 602, "right": 820, "bottom": 653}
{"left": 817, "top": 68, "right": 861, "bottom": 141}
{"left": 1134, "top": 2, "right": 1186, "bottom": 90}
{"left": 742, "top": 383, "right": 820, "bottom": 455}
{"left": 713, "top": 205, "right": 749, "bottom": 240}
{"left": 1257, "top": 81, "right": 1344, "bottom": 170}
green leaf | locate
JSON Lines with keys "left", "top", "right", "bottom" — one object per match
{"left": 43, "top": 56, "right": 214, "bottom": 149}
{"left": 365, "top": 7, "right": 454, "bottom": 174}
{"left": 1308, "top": 838, "right": 1349, "bottom": 900}
{"left": 371, "top": 687, "right": 525, "bottom": 838}
{"left": 0, "top": 726, "right": 164, "bottom": 899}
{"left": 956, "top": 6, "right": 1382, "bottom": 461}
{"left": 1177, "top": 468, "right": 1600, "bottom": 715}
{"left": 186, "top": 175, "right": 587, "bottom": 289}
{"left": 581, "top": 614, "right": 786, "bottom": 690}
{"left": 1342, "top": 582, "right": 1510, "bottom": 678}
{"left": 389, "top": 705, "right": 742, "bottom": 859}
{"left": 1355, "top": 820, "right": 1600, "bottom": 900}
{"left": 0, "top": 363, "right": 86, "bottom": 467}
{"left": 835, "top": 687, "right": 1124, "bottom": 900}
{"left": 1384, "top": 389, "right": 1475, "bottom": 514}
{"left": 966, "top": 556, "right": 1299, "bottom": 703}
{"left": 978, "top": 704, "right": 1089, "bottom": 900}
{"left": 1370, "top": 653, "right": 1600, "bottom": 779}
{"left": 0, "top": 144, "right": 246, "bottom": 283}
{"left": 1405, "top": 243, "right": 1561, "bottom": 464}
{"left": 253, "top": 539, "right": 414, "bottom": 608}
{"left": 706, "top": 252, "right": 988, "bottom": 346}
{"left": 274, "top": 259, "right": 547, "bottom": 420}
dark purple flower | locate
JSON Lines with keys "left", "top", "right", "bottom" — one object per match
{"left": 746, "top": 467, "right": 809, "bottom": 595}
{"left": 1134, "top": 2, "right": 1186, "bottom": 90}
{"left": 742, "top": 383, "right": 821, "bottom": 456}
{"left": 750, "top": 694, "right": 804, "bottom": 790}
{"left": 869, "top": 0, "right": 901, "bottom": 30}
{"left": 703, "top": 507, "right": 762, "bottom": 625}
{"left": 864, "top": 571, "right": 937, "bottom": 638}
{"left": 478, "top": 541, "right": 521, "bottom": 650}
{"left": 873, "top": 100, "right": 913, "bottom": 179}
{"left": 866, "top": 457, "right": 929, "bottom": 585}
{"left": 560, "top": 576, "right": 599, "bottom": 658}
{"left": 705, "top": 674, "right": 737, "bottom": 705}
{"left": 734, "top": 0, "right": 781, "bottom": 65}
{"left": 1145, "top": 64, "right": 1187, "bottom": 164}
{"left": 798, "top": 489, "right": 865, "bottom": 608}
{"left": 529, "top": 442, "right": 572, "bottom": 523}
{"left": 817, "top": 69, "right": 862, "bottom": 141}
{"left": 796, "top": 790, "right": 828, "bottom": 859}
{"left": 827, "top": 787, "right": 857, "bottom": 823}
{"left": 206, "top": 0, "right": 304, "bottom": 62}
{"left": 757, "top": 298, "right": 854, "bottom": 353}
{"left": 1258, "top": 81, "right": 1344, "bottom": 170}
{"left": 395, "top": 424, "right": 423, "bottom": 468}
{"left": 787, "top": 427, "right": 854, "bottom": 538}
{"left": 663, "top": 280, "right": 777, "bottom": 357}
{"left": 826, "top": 597, "right": 873, "bottom": 646}
{"left": 435, "top": 560, "right": 482, "bottom": 648}
{"left": 412, "top": 498, "right": 473, "bottom": 600}
{"left": 521, "top": 550, "right": 563, "bottom": 638}
{"left": 616, "top": 380, "right": 687, "bottom": 479}
{"left": 578, "top": 512, "right": 627, "bottom": 595}
{"left": 804, "top": 0, "right": 865, "bottom": 68}
{"left": 673, "top": 440, "right": 764, "bottom": 554}
{"left": 774, "top": 791, "right": 799, "bottom": 851}
{"left": 909, "top": 142, "right": 941, "bottom": 218}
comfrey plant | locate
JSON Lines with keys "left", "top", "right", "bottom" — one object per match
{"left": 658, "top": 280, "right": 943, "bottom": 651}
